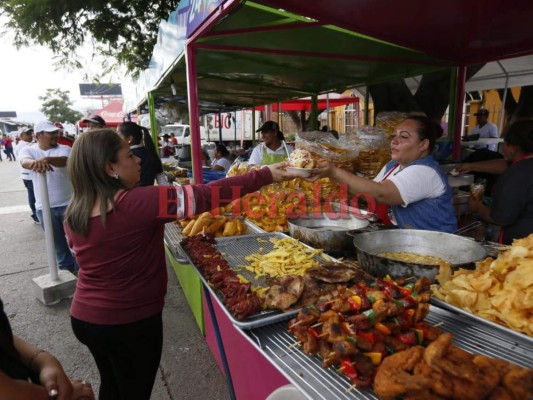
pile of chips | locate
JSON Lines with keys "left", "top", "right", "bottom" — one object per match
{"left": 432, "top": 234, "right": 533, "bottom": 336}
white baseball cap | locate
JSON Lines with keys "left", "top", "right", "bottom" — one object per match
{"left": 34, "top": 120, "right": 59, "bottom": 133}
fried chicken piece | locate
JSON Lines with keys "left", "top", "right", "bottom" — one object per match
{"left": 499, "top": 362, "right": 533, "bottom": 400}
{"left": 374, "top": 346, "right": 429, "bottom": 400}
{"left": 424, "top": 333, "right": 472, "bottom": 379}
{"left": 264, "top": 275, "right": 304, "bottom": 310}
{"left": 423, "top": 334, "right": 499, "bottom": 399}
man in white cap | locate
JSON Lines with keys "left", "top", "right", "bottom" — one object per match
{"left": 14, "top": 127, "right": 39, "bottom": 223}
{"left": 18, "top": 121, "right": 78, "bottom": 273}
{"left": 469, "top": 108, "right": 499, "bottom": 151}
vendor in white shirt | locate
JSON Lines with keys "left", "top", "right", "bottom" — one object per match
{"left": 211, "top": 143, "right": 232, "bottom": 172}
{"left": 469, "top": 108, "right": 499, "bottom": 151}
{"left": 248, "top": 121, "right": 293, "bottom": 165}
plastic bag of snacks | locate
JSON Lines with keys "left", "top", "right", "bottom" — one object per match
{"left": 352, "top": 126, "right": 390, "bottom": 179}
{"left": 295, "top": 131, "right": 359, "bottom": 172}
{"left": 375, "top": 111, "right": 408, "bottom": 138}
{"left": 226, "top": 162, "right": 251, "bottom": 177}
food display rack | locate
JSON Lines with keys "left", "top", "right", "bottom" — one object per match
{"left": 431, "top": 297, "right": 533, "bottom": 345}
{"left": 164, "top": 225, "right": 533, "bottom": 400}
{"left": 212, "top": 233, "right": 330, "bottom": 328}
{"left": 241, "top": 305, "right": 533, "bottom": 400}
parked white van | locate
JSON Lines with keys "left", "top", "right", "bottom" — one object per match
{"left": 161, "top": 124, "right": 207, "bottom": 146}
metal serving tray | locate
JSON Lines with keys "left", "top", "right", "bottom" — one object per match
{"left": 242, "top": 305, "right": 533, "bottom": 400}
{"left": 185, "top": 232, "right": 331, "bottom": 329}
{"left": 431, "top": 297, "right": 533, "bottom": 345}
{"left": 164, "top": 219, "right": 264, "bottom": 263}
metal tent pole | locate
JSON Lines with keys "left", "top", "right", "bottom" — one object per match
{"left": 37, "top": 173, "right": 58, "bottom": 281}
{"left": 496, "top": 60, "right": 509, "bottom": 133}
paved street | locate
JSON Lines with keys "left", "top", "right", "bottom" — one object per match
{"left": 0, "top": 159, "right": 230, "bottom": 400}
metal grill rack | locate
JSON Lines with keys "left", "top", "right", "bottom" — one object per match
{"left": 202, "top": 233, "right": 328, "bottom": 329}
{"left": 215, "top": 232, "right": 329, "bottom": 288}
{"left": 164, "top": 223, "right": 189, "bottom": 262}
{"left": 243, "top": 305, "right": 533, "bottom": 400}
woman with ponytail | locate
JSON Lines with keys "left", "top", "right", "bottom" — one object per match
{"left": 117, "top": 122, "right": 167, "bottom": 186}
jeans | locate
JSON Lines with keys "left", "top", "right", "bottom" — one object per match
{"left": 4, "top": 146, "right": 15, "bottom": 161}
{"left": 37, "top": 206, "right": 78, "bottom": 273}
{"left": 22, "top": 179, "right": 37, "bottom": 221}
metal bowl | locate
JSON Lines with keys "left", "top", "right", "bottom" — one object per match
{"left": 288, "top": 214, "right": 369, "bottom": 254}
{"left": 352, "top": 229, "right": 487, "bottom": 282}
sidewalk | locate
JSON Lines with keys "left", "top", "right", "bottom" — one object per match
{"left": 0, "top": 160, "right": 230, "bottom": 400}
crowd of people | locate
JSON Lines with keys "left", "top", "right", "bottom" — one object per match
{"left": 2, "top": 113, "right": 533, "bottom": 399}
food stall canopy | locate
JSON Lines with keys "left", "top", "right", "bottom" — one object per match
{"left": 254, "top": 93, "right": 359, "bottom": 112}
{"left": 133, "top": 0, "right": 533, "bottom": 114}
{"left": 79, "top": 101, "right": 135, "bottom": 127}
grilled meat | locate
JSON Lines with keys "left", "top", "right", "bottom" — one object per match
{"left": 306, "top": 262, "right": 359, "bottom": 283}
{"left": 264, "top": 275, "right": 304, "bottom": 310}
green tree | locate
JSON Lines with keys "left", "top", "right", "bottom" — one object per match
{"left": 39, "top": 89, "right": 83, "bottom": 123}
{"left": 0, "top": 0, "right": 179, "bottom": 77}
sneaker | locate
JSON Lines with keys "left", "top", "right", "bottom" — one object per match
{"left": 31, "top": 216, "right": 40, "bottom": 224}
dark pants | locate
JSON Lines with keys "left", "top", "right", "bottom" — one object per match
{"left": 4, "top": 146, "right": 15, "bottom": 161}
{"left": 22, "top": 179, "right": 37, "bottom": 221}
{"left": 71, "top": 313, "right": 163, "bottom": 400}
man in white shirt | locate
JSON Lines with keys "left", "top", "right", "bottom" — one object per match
{"left": 469, "top": 108, "right": 499, "bottom": 151}
{"left": 19, "top": 121, "right": 78, "bottom": 273}
{"left": 14, "top": 127, "right": 39, "bottom": 223}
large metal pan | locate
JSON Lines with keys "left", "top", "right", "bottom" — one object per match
{"left": 352, "top": 229, "right": 487, "bottom": 282}
{"left": 289, "top": 214, "right": 369, "bottom": 254}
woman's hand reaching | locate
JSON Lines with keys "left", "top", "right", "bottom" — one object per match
{"left": 266, "top": 162, "right": 297, "bottom": 182}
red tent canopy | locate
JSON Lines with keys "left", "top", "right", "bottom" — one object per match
{"left": 255, "top": 93, "right": 359, "bottom": 112}
{"left": 79, "top": 101, "right": 137, "bottom": 127}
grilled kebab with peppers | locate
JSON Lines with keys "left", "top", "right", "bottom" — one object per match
{"left": 288, "top": 277, "right": 441, "bottom": 388}
{"left": 181, "top": 234, "right": 262, "bottom": 320}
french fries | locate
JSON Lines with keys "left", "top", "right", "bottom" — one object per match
{"left": 243, "top": 237, "right": 325, "bottom": 278}
{"left": 432, "top": 234, "right": 533, "bottom": 336}
{"left": 181, "top": 212, "right": 248, "bottom": 237}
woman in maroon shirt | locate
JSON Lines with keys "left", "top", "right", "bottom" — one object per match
{"left": 64, "top": 129, "right": 294, "bottom": 400}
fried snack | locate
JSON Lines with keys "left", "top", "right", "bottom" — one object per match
{"left": 188, "top": 212, "right": 212, "bottom": 236}
{"left": 243, "top": 237, "right": 324, "bottom": 278}
{"left": 181, "top": 219, "right": 196, "bottom": 236}
{"left": 374, "top": 333, "right": 533, "bottom": 400}
{"left": 204, "top": 216, "right": 227, "bottom": 235}
{"left": 221, "top": 219, "right": 238, "bottom": 236}
{"left": 432, "top": 234, "right": 533, "bottom": 336}
{"left": 182, "top": 212, "right": 248, "bottom": 237}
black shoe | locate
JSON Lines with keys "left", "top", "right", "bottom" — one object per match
{"left": 31, "top": 215, "right": 40, "bottom": 224}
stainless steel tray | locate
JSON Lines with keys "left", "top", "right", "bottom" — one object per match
{"left": 185, "top": 232, "right": 330, "bottom": 329}
{"left": 431, "top": 297, "right": 533, "bottom": 345}
{"left": 242, "top": 305, "right": 533, "bottom": 400}
{"left": 164, "top": 219, "right": 264, "bottom": 263}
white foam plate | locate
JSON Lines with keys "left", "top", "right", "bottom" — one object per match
{"left": 286, "top": 166, "right": 318, "bottom": 178}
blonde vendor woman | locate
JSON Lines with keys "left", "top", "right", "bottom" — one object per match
{"left": 248, "top": 121, "right": 293, "bottom": 165}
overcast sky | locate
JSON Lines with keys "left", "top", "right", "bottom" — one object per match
{"left": 0, "top": 22, "right": 134, "bottom": 123}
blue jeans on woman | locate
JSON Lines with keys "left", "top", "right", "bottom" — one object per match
{"left": 37, "top": 206, "right": 79, "bottom": 273}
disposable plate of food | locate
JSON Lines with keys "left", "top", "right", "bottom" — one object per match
{"left": 431, "top": 297, "right": 533, "bottom": 344}
{"left": 180, "top": 232, "right": 339, "bottom": 329}
{"left": 286, "top": 166, "right": 319, "bottom": 178}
